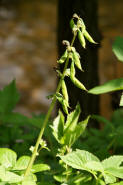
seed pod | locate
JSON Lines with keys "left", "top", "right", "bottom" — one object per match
{"left": 62, "top": 99, "right": 69, "bottom": 115}
{"left": 70, "top": 18, "right": 75, "bottom": 30}
{"left": 78, "top": 30, "right": 86, "bottom": 49}
{"left": 84, "top": 30, "right": 97, "bottom": 44}
{"left": 57, "top": 50, "right": 68, "bottom": 64}
{"left": 70, "top": 76, "right": 87, "bottom": 91}
{"left": 72, "top": 50, "right": 82, "bottom": 71}
{"left": 64, "top": 68, "right": 70, "bottom": 77}
{"left": 61, "top": 80, "right": 69, "bottom": 105}
{"left": 70, "top": 61, "right": 75, "bottom": 79}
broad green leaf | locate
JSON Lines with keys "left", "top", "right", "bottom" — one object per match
{"left": 3, "top": 171, "right": 23, "bottom": 183}
{"left": 22, "top": 174, "right": 36, "bottom": 185}
{"left": 112, "top": 36, "right": 123, "bottom": 62}
{"left": 0, "top": 166, "right": 5, "bottom": 181}
{"left": 111, "top": 182, "right": 123, "bottom": 185}
{"left": 22, "top": 180, "right": 36, "bottom": 185}
{"left": 0, "top": 148, "right": 17, "bottom": 168}
{"left": 102, "top": 156, "right": 123, "bottom": 169}
{"left": 0, "top": 167, "right": 22, "bottom": 183}
{"left": 105, "top": 167, "right": 123, "bottom": 179}
{"left": 63, "top": 116, "right": 90, "bottom": 147}
{"left": 85, "top": 161, "right": 103, "bottom": 172}
{"left": 59, "top": 149, "right": 100, "bottom": 171}
{"left": 0, "top": 80, "right": 20, "bottom": 113}
{"left": 51, "top": 110, "right": 64, "bottom": 144}
{"left": 120, "top": 93, "right": 123, "bottom": 106}
{"left": 13, "top": 156, "right": 30, "bottom": 170}
{"left": 103, "top": 173, "right": 116, "bottom": 184}
{"left": 88, "top": 78, "right": 123, "bottom": 94}
{"left": 31, "top": 164, "right": 50, "bottom": 173}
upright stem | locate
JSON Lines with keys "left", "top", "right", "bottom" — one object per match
{"left": 24, "top": 33, "right": 77, "bottom": 177}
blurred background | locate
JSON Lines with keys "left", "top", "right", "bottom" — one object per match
{"left": 0, "top": 0, "right": 123, "bottom": 119}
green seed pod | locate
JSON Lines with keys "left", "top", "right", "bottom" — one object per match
{"left": 61, "top": 80, "right": 69, "bottom": 105}
{"left": 57, "top": 50, "right": 68, "bottom": 64}
{"left": 72, "top": 50, "right": 82, "bottom": 71}
{"left": 70, "top": 61, "right": 75, "bottom": 79}
{"left": 64, "top": 68, "right": 70, "bottom": 77}
{"left": 70, "top": 76, "right": 87, "bottom": 91}
{"left": 84, "top": 30, "right": 97, "bottom": 44}
{"left": 70, "top": 18, "right": 75, "bottom": 30}
{"left": 62, "top": 99, "right": 68, "bottom": 115}
{"left": 78, "top": 30, "right": 86, "bottom": 49}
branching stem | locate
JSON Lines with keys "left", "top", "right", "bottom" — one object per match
{"left": 24, "top": 33, "right": 77, "bottom": 177}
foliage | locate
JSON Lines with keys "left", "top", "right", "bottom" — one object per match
{"left": 0, "top": 14, "right": 123, "bottom": 185}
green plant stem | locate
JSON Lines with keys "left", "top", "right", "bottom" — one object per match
{"left": 24, "top": 33, "right": 77, "bottom": 177}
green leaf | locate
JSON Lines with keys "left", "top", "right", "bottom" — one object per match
{"left": 22, "top": 181, "right": 36, "bottom": 185}
{"left": 111, "top": 181, "right": 123, "bottom": 185}
{"left": 22, "top": 174, "right": 36, "bottom": 185}
{"left": 102, "top": 156, "right": 123, "bottom": 169}
{"left": 0, "top": 80, "right": 20, "bottom": 113}
{"left": 54, "top": 174, "right": 66, "bottom": 183}
{"left": 63, "top": 116, "right": 90, "bottom": 147}
{"left": 0, "top": 166, "right": 23, "bottom": 183}
{"left": 13, "top": 156, "right": 30, "bottom": 170}
{"left": 63, "top": 104, "right": 81, "bottom": 146}
{"left": 112, "top": 36, "right": 123, "bottom": 62}
{"left": 120, "top": 93, "right": 123, "bottom": 106}
{"left": 103, "top": 173, "right": 116, "bottom": 184}
{"left": 64, "top": 104, "right": 81, "bottom": 130}
{"left": 0, "top": 148, "right": 17, "bottom": 168}
{"left": 89, "top": 78, "right": 123, "bottom": 94}
{"left": 31, "top": 164, "right": 50, "bottom": 173}
{"left": 51, "top": 110, "right": 64, "bottom": 144}
{"left": 59, "top": 149, "right": 100, "bottom": 171}
{"left": 3, "top": 171, "right": 23, "bottom": 183}
{"left": 85, "top": 161, "right": 103, "bottom": 172}
{"left": 105, "top": 167, "right": 123, "bottom": 179}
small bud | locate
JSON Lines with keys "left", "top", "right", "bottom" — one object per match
{"left": 73, "top": 13, "right": 79, "bottom": 19}
{"left": 62, "top": 40, "right": 70, "bottom": 46}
